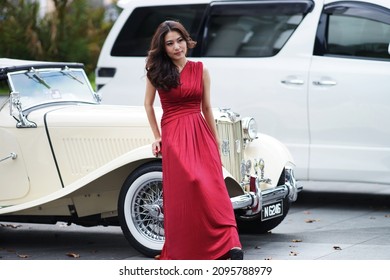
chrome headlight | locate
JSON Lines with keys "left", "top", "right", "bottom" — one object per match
{"left": 242, "top": 117, "right": 257, "bottom": 141}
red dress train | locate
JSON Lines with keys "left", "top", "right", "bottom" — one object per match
{"left": 158, "top": 61, "right": 241, "bottom": 260}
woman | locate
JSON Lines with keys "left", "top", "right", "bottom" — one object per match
{"left": 144, "top": 20, "right": 243, "bottom": 260}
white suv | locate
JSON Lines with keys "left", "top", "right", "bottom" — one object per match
{"left": 96, "top": 0, "right": 390, "bottom": 185}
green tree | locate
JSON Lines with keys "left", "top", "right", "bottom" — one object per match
{"left": 0, "top": 0, "right": 43, "bottom": 60}
{"left": 0, "top": 0, "right": 116, "bottom": 77}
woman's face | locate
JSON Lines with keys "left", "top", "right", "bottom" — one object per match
{"left": 164, "top": 30, "right": 187, "bottom": 62}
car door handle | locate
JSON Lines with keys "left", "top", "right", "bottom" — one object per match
{"left": 313, "top": 80, "right": 337, "bottom": 86}
{"left": 281, "top": 78, "right": 304, "bottom": 85}
{"left": 0, "top": 152, "right": 17, "bottom": 163}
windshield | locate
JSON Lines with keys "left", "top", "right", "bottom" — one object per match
{"left": 8, "top": 68, "right": 97, "bottom": 110}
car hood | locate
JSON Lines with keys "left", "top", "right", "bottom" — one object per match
{"left": 42, "top": 104, "right": 159, "bottom": 186}
{"left": 44, "top": 104, "right": 157, "bottom": 127}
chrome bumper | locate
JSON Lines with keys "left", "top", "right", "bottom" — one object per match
{"left": 230, "top": 172, "right": 303, "bottom": 214}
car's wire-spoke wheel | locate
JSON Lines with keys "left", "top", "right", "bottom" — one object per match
{"left": 118, "top": 162, "right": 164, "bottom": 257}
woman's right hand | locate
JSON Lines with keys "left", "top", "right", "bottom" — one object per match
{"left": 152, "top": 138, "right": 162, "bottom": 157}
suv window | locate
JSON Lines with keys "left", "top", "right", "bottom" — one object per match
{"left": 202, "top": 1, "right": 313, "bottom": 57}
{"left": 111, "top": 5, "right": 207, "bottom": 57}
{"left": 315, "top": 2, "right": 390, "bottom": 60}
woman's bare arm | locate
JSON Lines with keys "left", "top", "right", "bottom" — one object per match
{"left": 144, "top": 77, "right": 162, "bottom": 156}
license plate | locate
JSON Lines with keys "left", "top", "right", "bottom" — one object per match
{"left": 261, "top": 200, "right": 283, "bottom": 221}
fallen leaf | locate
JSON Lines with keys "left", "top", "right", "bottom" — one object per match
{"left": 66, "top": 252, "right": 80, "bottom": 258}
{"left": 333, "top": 246, "right": 342, "bottom": 250}
{"left": 292, "top": 239, "right": 302, "bottom": 243}
{"left": 305, "top": 219, "right": 318, "bottom": 223}
{"left": 17, "top": 254, "right": 29, "bottom": 259}
{"left": 289, "top": 251, "right": 298, "bottom": 256}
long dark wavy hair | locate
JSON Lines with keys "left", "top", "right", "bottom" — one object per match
{"left": 146, "top": 20, "right": 197, "bottom": 91}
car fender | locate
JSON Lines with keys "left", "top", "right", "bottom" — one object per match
{"left": 244, "top": 133, "right": 295, "bottom": 186}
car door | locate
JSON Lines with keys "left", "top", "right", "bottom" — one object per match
{"left": 1, "top": 80, "right": 30, "bottom": 203}
{"left": 0, "top": 126, "right": 30, "bottom": 202}
{"left": 308, "top": 1, "right": 390, "bottom": 183}
{"left": 198, "top": 0, "right": 316, "bottom": 179}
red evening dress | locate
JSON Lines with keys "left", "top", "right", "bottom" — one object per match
{"left": 157, "top": 61, "right": 241, "bottom": 260}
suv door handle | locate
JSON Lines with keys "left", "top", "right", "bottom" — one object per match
{"left": 281, "top": 78, "right": 304, "bottom": 85}
{"left": 313, "top": 80, "right": 337, "bottom": 86}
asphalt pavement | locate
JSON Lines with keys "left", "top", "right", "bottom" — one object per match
{"left": 238, "top": 181, "right": 390, "bottom": 260}
{"left": 0, "top": 182, "right": 389, "bottom": 260}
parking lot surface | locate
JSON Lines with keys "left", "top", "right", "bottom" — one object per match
{"left": 1, "top": 182, "right": 389, "bottom": 260}
{"left": 239, "top": 182, "right": 390, "bottom": 260}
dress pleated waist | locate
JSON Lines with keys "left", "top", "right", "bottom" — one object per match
{"left": 161, "top": 103, "right": 200, "bottom": 127}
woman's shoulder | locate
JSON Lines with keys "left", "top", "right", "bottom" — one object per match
{"left": 188, "top": 60, "right": 207, "bottom": 72}
{"left": 186, "top": 60, "right": 203, "bottom": 66}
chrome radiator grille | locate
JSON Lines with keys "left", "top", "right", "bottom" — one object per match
{"left": 216, "top": 119, "right": 244, "bottom": 181}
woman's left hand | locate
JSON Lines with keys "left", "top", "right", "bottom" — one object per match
{"left": 152, "top": 138, "right": 162, "bottom": 157}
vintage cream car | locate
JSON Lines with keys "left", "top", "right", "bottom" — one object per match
{"left": 0, "top": 58, "right": 301, "bottom": 257}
